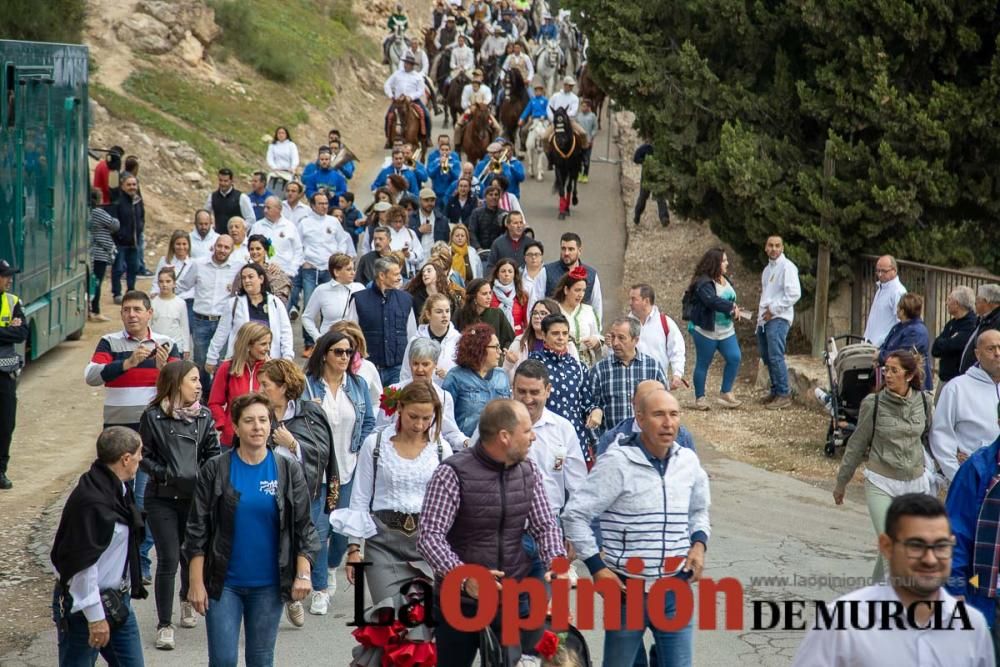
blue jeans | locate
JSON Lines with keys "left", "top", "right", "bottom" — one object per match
{"left": 53, "top": 583, "right": 144, "bottom": 667}
{"left": 378, "top": 365, "right": 401, "bottom": 386}
{"left": 298, "top": 268, "right": 331, "bottom": 348}
{"left": 206, "top": 585, "right": 284, "bottom": 667}
{"left": 521, "top": 534, "right": 546, "bottom": 582}
{"left": 137, "top": 234, "right": 148, "bottom": 273}
{"left": 310, "top": 484, "right": 331, "bottom": 591}
{"left": 756, "top": 318, "right": 791, "bottom": 397}
{"left": 691, "top": 329, "right": 741, "bottom": 398}
{"left": 602, "top": 588, "right": 693, "bottom": 667}
{"left": 111, "top": 246, "right": 140, "bottom": 297}
{"left": 191, "top": 316, "right": 220, "bottom": 369}
{"left": 133, "top": 469, "right": 154, "bottom": 578}
{"left": 328, "top": 478, "right": 354, "bottom": 569}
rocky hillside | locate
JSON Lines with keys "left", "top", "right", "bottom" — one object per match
{"left": 84, "top": 0, "right": 405, "bottom": 259}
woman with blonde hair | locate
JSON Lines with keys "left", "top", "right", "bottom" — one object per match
{"left": 150, "top": 230, "right": 194, "bottom": 304}
{"left": 448, "top": 224, "right": 482, "bottom": 290}
{"left": 207, "top": 322, "right": 272, "bottom": 448}
{"left": 330, "top": 320, "right": 384, "bottom": 409}
{"left": 400, "top": 293, "right": 462, "bottom": 385}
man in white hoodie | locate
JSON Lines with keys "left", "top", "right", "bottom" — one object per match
{"left": 930, "top": 329, "right": 1000, "bottom": 483}
{"left": 562, "top": 390, "right": 710, "bottom": 665}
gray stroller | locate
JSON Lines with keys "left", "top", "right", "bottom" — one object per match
{"left": 822, "top": 334, "right": 878, "bottom": 457}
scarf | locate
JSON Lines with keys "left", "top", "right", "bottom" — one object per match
{"left": 492, "top": 282, "right": 516, "bottom": 326}
{"left": 972, "top": 446, "right": 1000, "bottom": 598}
{"left": 161, "top": 399, "right": 203, "bottom": 424}
{"left": 451, "top": 243, "right": 471, "bottom": 281}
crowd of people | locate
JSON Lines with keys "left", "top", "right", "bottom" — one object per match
{"left": 0, "top": 1, "right": 991, "bottom": 667}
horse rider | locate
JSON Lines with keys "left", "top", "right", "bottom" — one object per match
{"left": 511, "top": 7, "right": 530, "bottom": 40}
{"left": 384, "top": 55, "right": 432, "bottom": 148}
{"left": 479, "top": 25, "right": 510, "bottom": 69}
{"left": 383, "top": 2, "right": 409, "bottom": 65}
{"left": 402, "top": 36, "right": 430, "bottom": 76}
{"left": 538, "top": 12, "right": 558, "bottom": 42}
{"left": 496, "top": 9, "right": 520, "bottom": 40}
{"left": 448, "top": 33, "right": 475, "bottom": 86}
{"left": 517, "top": 81, "right": 549, "bottom": 148}
{"left": 454, "top": 70, "right": 502, "bottom": 146}
{"left": 502, "top": 41, "right": 534, "bottom": 89}
{"left": 435, "top": 14, "right": 459, "bottom": 50}
{"left": 543, "top": 76, "right": 588, "bottom": 144}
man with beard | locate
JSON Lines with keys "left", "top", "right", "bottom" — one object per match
{"left": 535, "top": 232, "right": 603, "bottom": 326}
{"left": 795, "top": 494, "right": 992, "bottom": 665}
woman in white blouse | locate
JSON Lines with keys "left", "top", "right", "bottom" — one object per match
{"left": 302, "top": 253, "right": 365, "bottom": 342}
{"left": 265, "top": 126, "right": 300, "bottom": 194}
{"left": 555, "top": 268, "right": 602, "bottom": 367}
{"left": 150, "top": 230, "right": 195, "bottom": 303}
{"left": 330, "top": 320, "right": 384, "bottom": 411}
{"left": 331, "top": 381, "right": 452, "bottom": 602}
{"left": 399, "top": 293, "right": 461, "bottom": 386}
{"left": 520, "top": 239, "right": 545, "bottom": 311}
{"left": 205, "top": 263, "right": 294, "bottom": 372}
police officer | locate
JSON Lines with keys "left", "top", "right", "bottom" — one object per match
{"left": 0, "top": 259, "right": 28, "bottom": 490}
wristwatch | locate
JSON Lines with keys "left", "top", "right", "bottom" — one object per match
{"left": 295, "top": 573, "right": 311, "bottom": 581}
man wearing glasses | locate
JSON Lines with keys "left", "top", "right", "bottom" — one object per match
{"left": 947, "top": 429, "right": 1000, "bottom": 664}
{"left": 863, "top": 255, "right": 907, "bottom": 347}
{"left": 794, "top": 494, "right": 992, "bottom": 665}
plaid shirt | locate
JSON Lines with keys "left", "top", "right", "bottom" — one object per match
{"left": 417, "top": 457, "right": 566, "bottom": 578}
{"left": 587, "top": 351, "right": 666, "bottom": 435}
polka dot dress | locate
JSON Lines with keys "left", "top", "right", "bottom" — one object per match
{"left": 529, "top": 347, "right": 594, "bottom": 460}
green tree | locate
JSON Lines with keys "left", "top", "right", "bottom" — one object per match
{"left": 0, "top": 0, "right": 85, "bottom": 44}
{"left": 566, "top": 0, "right": 1000, "bottom": 291}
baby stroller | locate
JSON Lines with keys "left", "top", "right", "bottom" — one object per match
{"left": 822, "top": 334, "right": 878, "bottom": 457}
{"left": 479, "top": 622, "right": 593, "bottom": 666}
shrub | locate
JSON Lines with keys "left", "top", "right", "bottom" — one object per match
{"left": 0, "top": 0, "right": 85, "bottom": 44}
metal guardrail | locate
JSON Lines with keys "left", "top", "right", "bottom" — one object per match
{"left": 851, "top": 255, "right": 1000, "bottom": 339}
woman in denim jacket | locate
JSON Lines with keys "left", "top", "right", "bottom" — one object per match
{"left": 442, "top": 322, "right": 512, "bottom": 437}
{"left": 304, "top": 330, "right": 376, "bottom": 587}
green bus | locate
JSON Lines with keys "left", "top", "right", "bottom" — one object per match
{"left": 0, "top": 39, "right": 89, "bottom": 360}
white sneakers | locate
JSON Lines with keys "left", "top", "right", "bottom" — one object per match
{"left": 309, "top": 590, "right": 329, "bottom": 615}
{"left": 155, "top": 625, "right": 175, "bottom": 650}
{"left": 179, "top": 601, "right": 197, "bottom": 629}
{"left": 286, "top": 601, "right": 306, "bottom": 627}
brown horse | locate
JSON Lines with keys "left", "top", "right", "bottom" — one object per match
{"left": 445, "top": 70, "right": 470, "bottom": 128}
{"left": 387, "top": 97, "right": 428, "bottom": 157}
{"left": 423, "top": 27, "right": 438, "bottom": 62}
{"left": 498, "top": 68, "right": 529, "bottom": 151}
{"left": 578, "top": 64, "right": 607, "bottom": 129}
{"left": 461, "top": 103, "right": 496, "bottom": 165}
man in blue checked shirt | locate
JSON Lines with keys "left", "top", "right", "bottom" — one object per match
{"left": 585, "top": 317, "right": 666, "bottom": 436}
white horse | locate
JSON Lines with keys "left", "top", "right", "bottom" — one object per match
{"left": 386, "top": 25, "right": 407, "bottom": 73}
{"left": 535, "top": 41, "right": 562, "bottom": 97}
{"left": 525, "top": 117, "right": 550, "bottom": 181}
{"left": 558, "top": 17, "right": 581, "bottom": 78}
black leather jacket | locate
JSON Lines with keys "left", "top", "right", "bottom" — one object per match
{"left": 183, "top": 449, "right": 319, "bottom": 601}
{"left": 274, "top": 399, "right": 339, "bottom": 504}
{"left": 139, "top": 405, "right": 220, "bottom": 500}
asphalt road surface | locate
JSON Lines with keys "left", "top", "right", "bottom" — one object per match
{"left": 3, "top": 112, "right": 876, "bottom": 667}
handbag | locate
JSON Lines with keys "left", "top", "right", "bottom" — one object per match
{"left": 98, "top": 585, "right": 130, "bottom": 631}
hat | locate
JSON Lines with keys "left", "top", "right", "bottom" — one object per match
{"left": 373, "top": 201, "right": 392, "bottom": 212}
{"left": 543, "top": 12, "right": 553, "bottom": 19}
{"left": 0, "top": 260, "right": 15, "bottom": 278}
{"left": 419, "top": 188, "right": 437, "bottom": 200}
{"left": 402, "top": 54, "right": 417, "bottom": 65}
{"left": 472, "top": 69, "right": 484, "bottom": 82}
{"left": 563, "top": 75, "right": 576, "bottom": 86}
{"left": 492, "top": 25, "right": 504, "bottom": 33}
{"left": 532, "top": 80, "right": 545, "bottom": 89}
{"left": 487, "top": 142, "right": 503, "bottom": 153}
{"left": 446, "top": 14, "right": 456, "bottom": 21}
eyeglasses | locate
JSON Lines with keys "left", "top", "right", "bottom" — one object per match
{"left": 485, "top": 344, "right": 501, "bottom": 351}
{"left": 524, "top": 252, "right": 542, "bottom": 258}
{"left": 880, "top": 365, "right": 905, "bottom": 376}
{"left": 895, "top": 539, "right": 954, "bottom": 560}
{"left": 329, "top": 348, "right": 356, "bottom": 358}
{"left": 875, "top": 267, "right": 896, "bottom": 275}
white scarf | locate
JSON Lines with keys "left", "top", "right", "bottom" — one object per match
{"left": 492, "top": 281, "right": 516, "bottom": 326}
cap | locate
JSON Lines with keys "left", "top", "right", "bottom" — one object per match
{"left": 563, "top": 75, "right": 576, "bottom": 86}
{"left": 0, "top": 260, "right": 15, "bottom": 277}
{"left": 419, "top": 188, "right": 437, "bottom": 200}
{"left": 446, "top": 14, "right": 456, "bottom": 21}
{"left": 487, "top": 142, "right": 503, "bottom": 153}
{"left": 373, "top": 201, "right": 392, "bottom": 212}
{"left": 532, "top": 80, "right": 545, "bottom": 89}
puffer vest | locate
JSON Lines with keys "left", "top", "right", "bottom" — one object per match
{"left": 352, "top": 286, "right": 412, "bottom": 369}
{"left": 443, "top": 444, "right": 535, "bottom": 581}
{"left": 543, "top": 260, "right": 597, "bottom": 303}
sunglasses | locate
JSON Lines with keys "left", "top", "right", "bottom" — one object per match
{"left": 329, "top": 348, "right": 356, "bottom": 358}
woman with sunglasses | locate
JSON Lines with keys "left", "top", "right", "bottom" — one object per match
{"left": 833, "top": 349, "right": 935, "bottom": 581}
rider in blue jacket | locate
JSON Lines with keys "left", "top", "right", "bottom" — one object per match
{"left": 538, "top": 14, "right": 558, "bottom": 41}
{"left": 519, "top": 84, "right": 549, "bottom": 124}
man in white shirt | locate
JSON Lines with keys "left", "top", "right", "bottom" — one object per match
{"left": 460, "top": 70, "right": 493, "bottom": 110}
{"left": 226, "top": 216, "right": 250, "bottom": 265}
{"left": 502, "top": 41, "right": 534, "bottom": 87}
{"left": 547, "top": 75, "right": 580, "bottom": 120}
{"left": 864, "top": 254, "right": 907, "bottom": 346}
{"left": 448, "top": 33, "right": 475, "bottom": 83}
{"left": 281, "top": 181, "right": 312, "bottom": 229}
{"left": 51, "top": 427, "right": 147, "bottom": 664}
{"left": 930, "top": 330, "right": 1000, "bottom": 483}
{"left": 628, "top": 283, "right": 686, "bottom": 389}
{"left": 479, "top": 25, "right": 509, "bottom": 63}
{"left": 176, "top": 235, "right": 239, "bottom": 369}
{"left": 792, "top": 493, "right": 993, "bottom": 666}
{"left": 250, "top": 196, "right": 304, "bottom": 280}
{"left": 384, "top": 204, "right": 423, "bottom": 280}
{"left": 385, "top": 55, "right": 431, "bottom": 144}
{"left": 756, "top": 236, "right": 801, "bottom": 410}
{"left": 189, "top": 209, "right": 219, "bottom": 260}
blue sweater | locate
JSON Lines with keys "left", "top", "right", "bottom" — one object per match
{"left": 370, "top": 165, "right": 420, "bottom": 196}
{"left": 597, "top": 417, "right": 696, "bottom": 456}
{"left": 520, "top": 95, "right": 549, "bottom": 122}
{"left": 879, "top": 318, "right": 932, "bottom": 390}
{"left": 302, "top": 167, "right": 347, "bottom": 199}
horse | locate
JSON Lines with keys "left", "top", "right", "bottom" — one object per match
{"left": 577, "top": 63, "right": 606, "bottom": 129}
{"left": 546, "top": 106, "right": 585, "bottom": 219}
{"left": 386, "top": 25, "right": 407, "bottom": 73}
{"left": 498, "top": 68, "right": 529, "bottom": 150}
{"left": 387, "top": 96, "right": 428, "bottom": 157}
{"left": 445, "top": 69, "right": 470, "bottom": 128}
{"left": 461, "top": 102, "right": 496, "bottom": 165}
{"left": 471, "top": 21, "right": 490, "bottom": 53}
{"left": 558, "top": 17, "right": 582, "bottom": 78}
{"left": 525, "top": 117, "right": 549, "bottom": 181}
{"left": 423, "top": 26, "right": 438, "bottom": 62}
{"left": 535, "top": 40, "right": 562, "bottom": 97}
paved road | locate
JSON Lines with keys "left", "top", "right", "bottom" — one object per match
{"left": 3, "top": 114, "right": 877, "bottom": 667}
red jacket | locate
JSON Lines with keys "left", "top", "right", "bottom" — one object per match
{"left": 208, "top": 358, "right": 265, "bottom": 446}
{"left": 490, "top": 293, "right": 527, "bottom": 336}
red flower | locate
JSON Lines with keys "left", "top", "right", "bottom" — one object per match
{"left": 385, "top": 640, "right": 437, "bottom": 666}
{"left": 352, "top": 624, "right": 396, "bottom": 649}
{"left": 567, "top": 266, "right": 588, "bottom": 281}
{"left": 535, "top": 630, "right": 559, "bottom": 659}
{"left": 380, "top": 386, "right": 403, "bottom": 416}
{"left": 404, "top": 603, "right": 426, "bottom": 624}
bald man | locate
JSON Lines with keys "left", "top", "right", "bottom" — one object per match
{"left": 250, "top": 196, "right": 303, "bottom": 279}
{"left": 863, "top": 254, "right": 907, "bottom": 347}
{"left": 563, "top": 389, "right": 710, "bottom": 664}
{"left": 596, "top": 380, "right": 696, "bottom": 455}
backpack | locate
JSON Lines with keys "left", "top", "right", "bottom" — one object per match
{"left": 659, "top": 312, "right": 670, "bottom": 337}
{"left": 681, "top": 285, "right": 696, "bottom": 322}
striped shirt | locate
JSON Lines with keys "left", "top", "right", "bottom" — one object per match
{"left": 84, "top": 328, "right": 179, "bottom": 428}
{"left": 587, "top": 351, "right": 666, "bottom": 435}
{"left": 88, "top": 208, "right": 119, "bottom": 264}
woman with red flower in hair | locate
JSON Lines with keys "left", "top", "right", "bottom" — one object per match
{"left": 554, "top": 266, "right": 602, "bottom": 367}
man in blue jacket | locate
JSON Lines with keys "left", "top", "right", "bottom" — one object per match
{"left": 302, "top": 149, "right": 348, "bottom": 199}
{"left": 474, "top": 141, "right": 526, "bottom": 198}
{"left": 370, "top": 149, "right": 420, "bottom": 196}
{"left": 517, "top": 81, "right": 549, "bottom": 149}
{"left": 427, "top": 142, "right": 460, "bottom": 201}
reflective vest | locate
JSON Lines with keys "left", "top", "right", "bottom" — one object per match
{"left": 0, "top": 293, "right": 18, "bottom": 328}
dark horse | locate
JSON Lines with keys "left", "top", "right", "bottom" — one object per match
{"left": 578, "top": 63, "right": 607, "bottom": 129}
{"left": 387, "top": 97, "right": 429, "bottom": 158}
{"left": 461, "top": 103, "right": 496, "bottom": 165}
{"left": 546, "top": 106, "right": 585, "bottom": 219}
{"left": 498, "top": 67, "right": 529, "bottom": 151}
{"left": 445, "top": 70, "right": 470, "bottom": 128}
